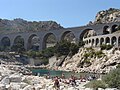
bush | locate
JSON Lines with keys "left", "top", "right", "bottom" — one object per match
{"left": 69, "top": 43, "right": 79, "bottom": 56}
{"left": 84, "top": 49, "right": 105, "bottom": 59}
{"left": 95, "top": 50, "right": 105, "bottom": 58}
{"left": 102, "top": 68, "right": 120, "bottom": 89}
{"left": 79, "top": 41, "right": 85, "bottom": 47}
{"left": 116, "top": 64, "right": 120, "bottom": 68}
{"left": 26, "top": 51, "right": 37, "bottom": 58}
{"left": 85, "top": 80, "right": 106, "bottom": 89}
{"left": 39, "top": 57, "right": 49, "bottom": 65}
{"left": 41, "top": 47, "right": 55, "bottom": 58}
{"left": 100, "top": 44, "right": 113, "bottom": 50}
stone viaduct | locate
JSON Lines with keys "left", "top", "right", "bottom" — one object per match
{"left": 0, "top": 22, "right": 120, "bottom": 51}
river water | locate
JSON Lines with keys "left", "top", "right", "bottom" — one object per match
{"left": 32, "top": 69, "right": 100, "bottom": 79}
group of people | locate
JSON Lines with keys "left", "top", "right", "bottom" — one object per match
{"left": 45, "top": 73, "right": 99, "bottom": 90}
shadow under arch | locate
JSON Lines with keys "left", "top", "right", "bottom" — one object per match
{"left": 111, "top": 36, "right": 117, "bottom": 46}
{"left": 42, "top": 32, "right": 57, "bottom": 50}
{"left": 27, "top": 34, "right": 39, "bottom": 50}
{"left": 103, "top": 25, "right": 110, "bottom": 34}
{"left": 111, "top": 24, "right": 119, "bottom": 33}
{"left": 11, "top": 35, "right": 25, "bottom": 51}
{"left": 13, "top": 35, "right": 24, "bottom": 46}
{"left": 105, "top": 37, "right": 110, "bottom": 45}
{"left": 79, "top": 28, "right": 96, "bottom": 41}
{"left": 61, "top": 31, "right": 75, "bottom": 43}
{"left": 1, "top": 37, "right": 10, "bottom": 50}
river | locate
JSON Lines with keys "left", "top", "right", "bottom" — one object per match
{"left": 31, "top": 69, "right": 101, "bottom": 79}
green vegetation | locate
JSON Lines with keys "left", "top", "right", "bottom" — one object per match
{"left": 0, "top": 46, "right": 10, "bottom": 52}
{"left": 26, "top": 47, "right": 55, "bottom": 65}
{"left": 55, "top": 40, "right": 79, "bottom": 56}
{"left": 102, "top": 68, "right": 120, "bottom": 89}
{"left": 82, "top": 48, "right": 105, "bottom": 67}
{"left": 26, "top": 40, "right": 80, "bottom": 65}
{"left": 78, "top": 41, "right": 85, "bottom": 47}
{"left": 85, "top": 67, "right": 120, "bottom": 89}
{"left": 84, "top": 48, "right": 105, "bottom": 59}
{"left": 85, "top": 80, "right": 106, "bottom": 90}
{"left": 11, "top": 43, "right": 25, "bottom": 53}
{"left": 100, "top": 44, "right": 113, "bottom": 50}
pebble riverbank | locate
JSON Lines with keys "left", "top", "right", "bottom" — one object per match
{"left": 0, "top": 64, "right": 119, "bottom": 90}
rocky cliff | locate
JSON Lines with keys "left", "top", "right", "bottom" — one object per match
{"left": 89, "top": 8, "right": 120, "bottom": 25}
{"left": 0, "top": 18, "right": 63, "bottom": 34}
{"left": 50, "top": 47, "right": 120, "bottom": 74}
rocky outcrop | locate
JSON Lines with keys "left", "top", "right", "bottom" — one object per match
{"left": 52, "top": 47, "right": 120, "bottom": 73}
{"left": 83, "top": 30, "right": 97, "bottom": 38}
{"left": 0, "top": 18, "right": 63, "bottom": 34}
{"left": 89, "top": 8, "right": 120, "bottom": 25}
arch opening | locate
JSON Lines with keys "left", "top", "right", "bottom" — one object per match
{"left": 42, "top": 33, "right": 56, "bottom": 49}
{"left": 118, "top": 37, "right": 120, "bottom": 46}
{"left": 95, "top": 38, "right": 99, "bottom": 46}
{"left": 12, "top": 36, "right": 25, "bottom": 51}
{"left": 61, "top": 31, "right": 76, "bottom": 43}
{"left": 92, "top": 39, "right": 94, "bottom": 46}
{"left": 80, "top": 29, "right": 96, "bottom": 40}
{"left": 103, "top": 26, "right": 110, "bottom": 34}
{"left": 100, "top": 38, "right": 104, "bottom": 45}
{"left": 111, "top": 36, "right": 117, "bottom": 46}
{"left": 1, "top": 37, "right": 10, "bottom": 51}
{"left": 105, "top": 37, "right": 110, "bottom": 45}
{"left": 111, "top": 25, "right": 118, "bottom": 33}
{"left": 28, "top": 34, "right": 40, "bottom": 51}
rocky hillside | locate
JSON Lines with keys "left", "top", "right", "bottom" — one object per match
{"left": 0, "top": 18, "right": 63, "bottom": 34}
{"left": 50, "top": 47, "right": 120, "bottom": 74}
{"left": 89, "top": 8, "right": 120, "bottom": 25}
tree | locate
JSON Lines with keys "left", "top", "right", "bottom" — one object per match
{"left": 55, "top": 40, "right": 70, "bottom": 56}
{"left": 11, "top": 43, "right": 25, "bottom": 53}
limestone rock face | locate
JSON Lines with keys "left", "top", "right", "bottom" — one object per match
{"left": 56, "top": 47, "right": 120, "bottom": 73}
{"left": 84, "top": 30, "right": 97, "bottom": 38}
{"left": 89, "top": 8, "right": 120, "bottom": 25}
{"left": 0, "top": 18, "right": 63, "bottom": 34}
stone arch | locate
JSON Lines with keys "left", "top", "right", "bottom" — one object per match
{"left": 95, "top": 38, "right": 99, "bottom": 46}
{"left": 111, "top": 24, "right": 118, "bottom": 33}
{"left": 13, "top": 36, "right": 24, "bottom": 46}
{"left": 80, "top": 29, "right": 96, "bottom": 40}
{"left": 1, "top": 37, "right": 10, "bottom": 50}
{"left": 92, "top": 39, "right": 94, "bottom": 46}
{"left": 105, "top": 37, "right": 110, "bottom": 45}
{"left": 111, "top": 36, "right": 117, "bottom": 46}
{"left": 100, "top": 38, "right": 104, "bottom": 45}
{"left": 86, "top": 40, "right": 88, "bottom": 45}
{"left": 118, "top": 36, "right": 120, "bottom": 46}
{"left": 11, "top": 35, "right": 25, "bottom": 51}
{"left": 42, "top": 33, "right": 57, "bottom": 49}
{"left": 87, "top": 40, "right": 88, "bottom": 44}
{"left": 103, "top": 26, "right": 110, "bottom": 34}
{"left": 61, "top": 31, "right": 76, "bottom": 43}
{"left": 89, "top": 39, "right": 91, "bottom": 43}
{"left": 27, "top": 34, "right": 40, "bottom": 50}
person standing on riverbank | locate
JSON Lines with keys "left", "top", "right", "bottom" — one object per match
{"left": 54, "top": 76, "right": 60, "bottom": 90}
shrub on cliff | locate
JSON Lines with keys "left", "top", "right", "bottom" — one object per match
{"left": 102, "top": 68, "right": 120, "bottom": 89}
{"left": 100, "top": 44, "right": 113, "bottom": 50}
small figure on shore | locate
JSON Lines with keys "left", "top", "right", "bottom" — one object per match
{"left": 69, "top": 75, "right": 76, "bottom": 86}
{"left": 54, "top": 76, "right": 60, "bottom": 90}
{"left": 61, "top": 73, "right": 65, "bottom": 79}
{"left": 47, "top": 72, "right": 50, "bottom": 79}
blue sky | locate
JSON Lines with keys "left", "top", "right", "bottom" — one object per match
{"left": 0, "top": 0, "right": 120, "bottom": 27}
